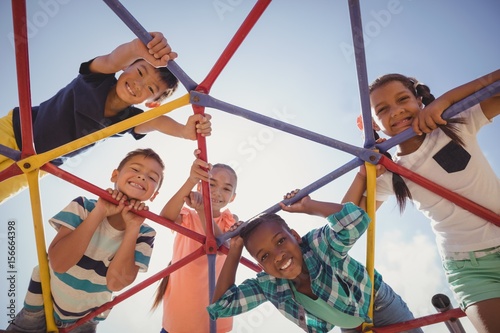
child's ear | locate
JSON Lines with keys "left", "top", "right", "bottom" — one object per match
{"left": 291, "top": 229, "right": 302, "bottom": 244}
{"left": 372, "top": 119, "right": 381, "bottom": 132}
{"left": 149, "top": 191, "right": 159, "bottom": 202}
{"left": 229, "top": 192, "right": 237, "bottom": 203}
{"left": 110, "top": 169, "right": 119, "bottom": 183}
{"left": 145, "top": 101, "right": 161, "bottom": 108}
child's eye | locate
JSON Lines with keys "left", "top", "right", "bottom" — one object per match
{"left": 137, "top": 68, "right": 143, "bottom": 77}
{"left": 131, "top": 167, "right": 139, "bottom": 172}
{"left": 376, "top": 107, "right": 387, "bottom": 115}
{"left": 148, "top": 86, "right": 155, "bottom": 95}
{"left": 277, "top": 237, "right": 285, "bottom": 245}
{"left": 261, "top": 253, "right": 268, "bottom": 262}
{"left": 398, "top": 96, "right": 409, "bottom": 103}
{"left": 149, "top": 176, "right": 158, "bottom": 183}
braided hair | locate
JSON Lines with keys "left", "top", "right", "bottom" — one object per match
{"left": 369, "top": 74, "right": 466, "bottom": 212}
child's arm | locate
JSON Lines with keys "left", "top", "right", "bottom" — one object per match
{"left": 212, "top": 225, "right": 244, "bottom": 302}
{"left": 414, "top": 69, "right": 500, "bottom": 134}
{"left": 160, "top": 151, "right": 210, "bottom": 223}
{"left": 89, "top": 32, "right": 176, "bottom": 74}
{"left": 134, "top": 113, "right": 212, "bottom": 139}
{"left": 341, "top": 164, "right": 386, "bottom": 211}
{"left": 48, "top": 191, "right": 128, "bottom": 273}
{"left": 106, "top": 199, "right": 149, "bottom": 291}
{"left": 280, "top": 190, "right": 344, "bottom": 218}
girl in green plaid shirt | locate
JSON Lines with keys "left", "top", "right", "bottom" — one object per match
{"left": 208, "top": 190, "right": 422, "bottom": 333}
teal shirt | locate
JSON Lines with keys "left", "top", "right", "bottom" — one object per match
{"left": 290, "top": 283, "right": 364, "bottom": 329}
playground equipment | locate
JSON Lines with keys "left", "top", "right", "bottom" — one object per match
{"left": 3, "top": 0, "right": 500, "bottom": 332}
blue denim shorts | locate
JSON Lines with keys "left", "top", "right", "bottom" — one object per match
{"left": 443, "top": 249, "right": 500, "bottom": 309}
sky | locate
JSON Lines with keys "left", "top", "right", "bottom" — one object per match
{"left": 0, "top": 0, "right": 499, "bottom": 332}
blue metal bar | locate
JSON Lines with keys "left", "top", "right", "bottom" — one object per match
{"left": 217, "top": 157, "right": 364, "bottom": 245}
{"left": 0, "top": 144, "right": 21, "bottom": 161}
{"left": 102, "top": 0, "right": 198, "bottom": 91}
{"left": 191, "top": 91, "right": 371, "bottom": 159}
{"left": 377, "top": 81, "right": 500, "bottom": 153}
{"left": 207, "top": 254, "right": 217, "bottom": 332}
{"left": 348, "top": 0, "right": 375, "bottom": 149}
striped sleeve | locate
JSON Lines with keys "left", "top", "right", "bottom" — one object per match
{"left": 135, "top": 223, "right": 155, "bottom": 272}
{"left": 49, "top": 196, "right": 94, "bottom": 231}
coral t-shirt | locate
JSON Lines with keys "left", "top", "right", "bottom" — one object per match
{"left": 162, "top": 207, "right": 235, "bottom": 333}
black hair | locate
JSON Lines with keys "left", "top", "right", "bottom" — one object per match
{"left": 154, "top": 66, "right": 179, "bottom": 103}
{"left": 369, "top": 73, "right": 466, "bottom": 213}
{"left": 240, "top": 213, "right": 291, "bottom": 247}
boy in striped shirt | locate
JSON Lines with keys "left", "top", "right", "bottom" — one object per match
{"left": 5, "top": 148, "right": 164, "bottom": 333}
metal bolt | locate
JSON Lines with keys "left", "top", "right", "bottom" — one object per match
{"left": 23, "top": 163, "right": 31, "bottom": 169}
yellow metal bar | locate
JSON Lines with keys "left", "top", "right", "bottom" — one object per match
{"left": 18, "top": 93, "right": 191, "bottom": 172}
{"left": 26, "top": 170, "right": 58, "bottom": 332}
{"left": 362, "top": 161, "right": 377, "bottom": 333}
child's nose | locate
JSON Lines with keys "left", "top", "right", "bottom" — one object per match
{"left": 391, "top": 106, "right": 405, "bottom": 117}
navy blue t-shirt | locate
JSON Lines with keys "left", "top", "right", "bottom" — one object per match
{"left": 12, "top": 60, "right": 145, "bottom": 166}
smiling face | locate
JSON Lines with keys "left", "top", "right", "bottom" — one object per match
{"left": 116, "top": 60, "right": 169, "bottom": 106}
{"left": 207, "top": 166, "right": 237, "bottom": 214}
{"left": 111, "top": 154, "right": 164, "bottom": 202}
{"left": 370, "top": 80, "right": 423, "bottom": 137}
{"left": 245, "top": 220, "right": 304, "bottom": 280}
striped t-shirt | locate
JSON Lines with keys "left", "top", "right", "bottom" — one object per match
{"left": 24, "top": 196, "right": 155, "bottom": 323}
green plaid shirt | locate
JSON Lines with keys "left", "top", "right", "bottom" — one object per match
{"left": 207, "top": 202, "right": 382, "bottom": 333}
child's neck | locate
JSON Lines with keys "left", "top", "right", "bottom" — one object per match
{"left": 107, "top": 214, "right": 126, "bottom": 231}
{"left": 292, "top": 268, "right": 317, "bottom": 299}
{"left": 397, "top": 134, "right": 426, "bottom": 156}
{"left": 105, "top": 87, "right": 130, "bottom": 117}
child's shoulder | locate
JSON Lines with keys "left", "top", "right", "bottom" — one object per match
{"left": 139, "top": 222, "right": 156, "bottom": 236}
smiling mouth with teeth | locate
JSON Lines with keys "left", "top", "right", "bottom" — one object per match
{"left": 126, "top": 83, "right": 136, "bottom": 96}
{"left": 280, "top": 258, "right": 292, "bottom": 270}
{"left": 128, "top": 181, "right": 144, "bottom": 190}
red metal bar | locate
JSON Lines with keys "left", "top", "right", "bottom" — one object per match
{"left": 372, "top": 307, "right": 466, "bottom": 333}
{"left": 42, "top": 162, "right": 262, "bottom": 273}
{"left": 11, "top": 0, "right": 36, "bottom": 159}
{"left": 378, "top": 155, "right": 500, "bottom": 226}
{"left": 217, "top": 243, "right": 261, "bottom": 273}
{"left": 0, "top": 163, "right": 23, "bottom": 182}
{"left": 42, "top": 163, "right": 206, "bottom": 243}
{"left": 197, "top": 0, "right": 272, "bottom": 93}
{"left": 191, "top": 104, "right": 218, "bottom": 257}
{"left": 59, "top": 246, "right": 207, "bottom": 333}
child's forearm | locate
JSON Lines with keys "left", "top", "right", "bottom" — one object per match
{"left": 438, "top": 69, "right": 500, "bottom": 107}
{"left": 160, "top": 178, "right": 198, "bottom": 223}
{"left": 302, "top": 200, "right": 345, "bottom": 218}
{"left": 48, "top": 208, "right": 105, "bottom": 273}
{"left": 106, "top": 227, "right": 141, "bottom": 291}
{"left": 89, "top": 40, "right": 141, "bottom": 74}
{"left": 212, "top": 246, "right": 242, "bottom": 302}
{"left": 134, "top": 115, "right": 186, "bottom": 137}
{"left": 342, "top": 172, "right": 367, "bottom": 207}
